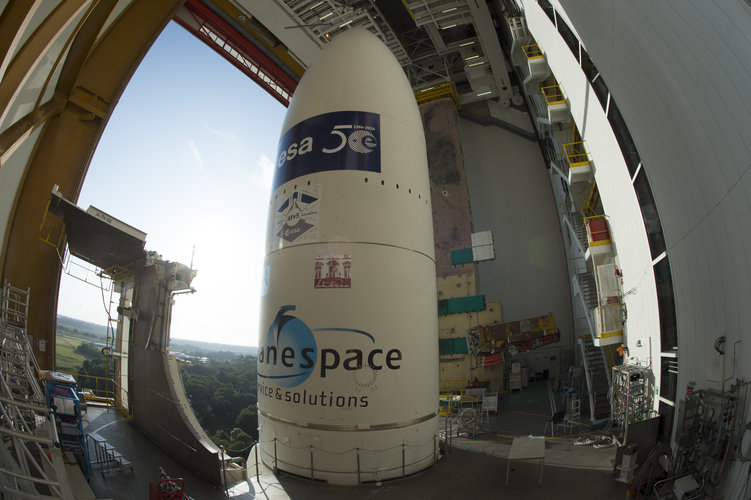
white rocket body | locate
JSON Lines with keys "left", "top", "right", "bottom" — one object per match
{"left": 257, "top": 28, "right": 438, "bottom": 484}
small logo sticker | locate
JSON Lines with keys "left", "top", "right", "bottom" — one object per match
{"left": 274, "top": 185, "right": 320, "bottom": 246}
{"left": 314, "top": 255, "right": 352, "bottom": 289}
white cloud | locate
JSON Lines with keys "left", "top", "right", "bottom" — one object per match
{"left": 249, "top": 153, "right": 274, "bottom": 192}
{"left": 208, "top": 127, "right": 238, "bottom": 141}
{"left": 188, "top": 140, "right": 203, "bottom": 166}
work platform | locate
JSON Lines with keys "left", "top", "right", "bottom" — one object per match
{"left": 83, "top": 381, "right": 625, "bottom": 499}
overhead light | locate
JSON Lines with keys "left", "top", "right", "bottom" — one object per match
{"left": 309, "top": 1, "right": 324, "bottom": 9}
{"left": 477, "top": 91, "right": 492, "bottom": 97}
{"left": 465, "top": 55, "right": 479, "bottom": 61}
{"left": 468, "top": 61, "right": 485, "bottom": 67}
{"left": 419, "top": 86, "right": 435, "bottom": 92}
{"left": 320, "top": 12, "right": 333, "bottom": 20}
{"left": 442, "top": 24, "right": 456, "bottom": 29}
{"left": 339, "top": 20, "right": 353, "bottom": 28}
{"left": 459, "top": 41, "right": 475, "bottom": 47}
{"left": 442, "top": 7, "right": 457, "bottom": 13}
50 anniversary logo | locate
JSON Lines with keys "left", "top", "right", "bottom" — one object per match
{"left": 272, "top": 110, "right": 381, "bottom": 190}
{"left": 258, "top": 305, "right": 402, "bottom": 409}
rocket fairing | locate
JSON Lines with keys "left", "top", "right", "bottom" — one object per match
{"left": 257, "top": 28, "right": 438, "bottom": 484}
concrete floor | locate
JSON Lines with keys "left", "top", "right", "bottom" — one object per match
{"left": 80, "top": 381, "right": 627, "bottom": 499}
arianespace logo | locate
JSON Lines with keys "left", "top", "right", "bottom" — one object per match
{"left": 258, "top": 305, "right": 318, "bottom": 388}
{"left": 257, "top": 305, "right": 402, "bottom": 409}
{"left": 272, "top": 111, "right": 381, "bottom": 190}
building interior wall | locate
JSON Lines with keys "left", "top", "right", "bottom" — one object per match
{"left": 552, "top": 0, "right": 751, "bottom": 402}
{"left": 546, "top": 1, "right": 751, "bottom": 494}
{"left": 459, "top": 117, "right": 574, "bottom": 348}
{"left": 523, "top": 0, "right": 660, "bottom": 379}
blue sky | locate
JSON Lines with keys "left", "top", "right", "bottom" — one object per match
{"left": 56, "top": 22, "right": 286, "bottom": 347}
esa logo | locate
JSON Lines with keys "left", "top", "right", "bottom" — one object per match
{"left": 277, "top": 125, "right": 377, "bottom": 168}
{"left": 257, "top": 305, "right": 401, "bottom": 388}
{"left": 272, "top": 110, "right": 381, "bottom": 189}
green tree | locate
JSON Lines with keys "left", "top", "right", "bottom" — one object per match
{"left": 74, "top": 342, "right": 102, "bottom": 358}
{"left": 179, "top": 356, "right": 259, "bottom": 446}
{"left": 234, "top": 406, "right": 258, "bottom": 438}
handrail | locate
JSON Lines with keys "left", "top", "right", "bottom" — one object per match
{"left": 541, "top": 84, "right": 565, "bottom": 104}
{"left": 257, "top": 434, "right": 439, "bottom": 482}
{"left": 563, "top": 141, "right": 591, "bottom": 166}
{"left": 584, "top": 214, "right": 611, "bottom": 244}
{"left": 55, "top": 371, "right": 130, "bottom": 416}
{"left": 522, "top": 43, "right": 544, "bottom": 59}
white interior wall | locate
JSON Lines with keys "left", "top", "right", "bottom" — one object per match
{"left": 459, "top": 118, "right": 574, "bottom": 348}
{"left": 549, "top": 0, "right": 751, "bottom": 385}
{"left": 538, "top": 1, "right": 751, "bottom": 495}
{"left": 523, "top": 0, "right": 660, "bottom": 376}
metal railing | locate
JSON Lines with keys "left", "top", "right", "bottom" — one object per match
{"left": 0, "top": 396, "right": 74, "bottom": 499}
{"left": 563, "top": 141, "right": 591, "bottom": 166}
{"left": 596, "top": 303, "right": 624, "bottom": 336}
{"left": 0, "top": 283, "right": 76, "bottom": 498}
{"left": 584, "top": 214, "right": 610, "bottom": 245}
{"left": 57, "top": 371, "right": 129, "bottom": 417}
{"left": 541, "top": 84, "right": 565, "bottom": 104}
{"left": 522, "top": 43, "right": 544, "bottom": 59}
{"left": 1, "top": 283, "right": 30, "bottom": 331}
{"left": 257, "top": 434, "right": 438, "bottom": 484}
{"left": 580, "top": 183, "right": 599, "bottom": 218}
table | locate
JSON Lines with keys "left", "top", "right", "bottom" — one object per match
{"left": 506, "top": 436, "right": 545, "bottom": 486}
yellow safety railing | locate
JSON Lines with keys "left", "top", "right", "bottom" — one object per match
{"left": 415, "top": 82, "right": 461, "bottom": 109}
{"left": 541, "top": 84, "right": 565, "bottom": 105}
{"left": 579, "top": 183, "right": 599, "bottom": 217}
{"left": 605, "top": 345, "right": 616, "bottom": 370}
{"left": 59, "top": 371, "right": 130, "bottom": 418}
{"left": 439, "top": 393, "right": 460, "bottom": 416}
{"left": 38, "top": 198, "right": 66, "bottom": 251}
{"left": 100, "top": 265, "right": 135, "bottom": 283}
{"left": 584, "top": 214, "right": 610, "bottom": 246}
{"left": 522, "top": 43, "right": 544, "bottom": 59}
{"left": 563, "top": 141, "right": 591, "bottom": 167}
{"left": 439, "top": 379, "right": 470, "bottom": 394}
{"left": 566, "top": 121, "right": 579, "bottom": 144}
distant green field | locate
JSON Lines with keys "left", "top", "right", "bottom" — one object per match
{"left": 56, "top": 332, "right": 93, "bottom": 373}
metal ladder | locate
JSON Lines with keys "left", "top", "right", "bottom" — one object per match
{"left": 1, "top": 284, "right": 43, "bottom": 405}
{"left": 0, "top": 283, "right": 76, "bottom": 499}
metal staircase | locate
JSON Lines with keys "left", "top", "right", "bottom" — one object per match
{"left": 575, "top": 272, "right": 599, "bottom": 310}
{"left": 579, "top": 335, "right": 611, "bottom": 421}
{"left": 0, "top": 283, "right": 76, "bottom": 499}
{"left": 570, "top": 211, "right": 589, "bottom": 251}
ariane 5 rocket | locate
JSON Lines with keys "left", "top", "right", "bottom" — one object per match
{"left": 257, "top": 27, "right": 438, "bottom": 485}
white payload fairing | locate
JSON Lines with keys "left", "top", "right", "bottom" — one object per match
{"left": 257, "top": 28, "right": 438, "bottom": 484}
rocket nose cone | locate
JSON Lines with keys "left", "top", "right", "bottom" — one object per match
{"left": 283, "top": 28, "right": 420, "bottom": 133}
